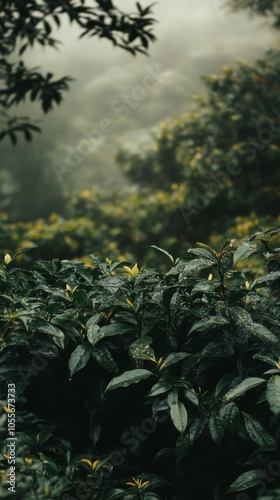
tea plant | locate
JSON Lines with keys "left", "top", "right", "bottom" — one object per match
{"left": 0, "top": 228, "right": 280, "bottom": 499}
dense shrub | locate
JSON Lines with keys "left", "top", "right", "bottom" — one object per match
{"left": 115, "top": 52, "right": 280, "bottom": 241}
{"left": 1, "top": 227, "right": 280, "bottom": 499}
{"left": 0, "top": 185, "right": 190, "bottom": 266}
{"left": 0, "top": 202, "right": 280, "bottom": 282}
{"left": 1, "top": 200, "right": 279, "bottom": 274}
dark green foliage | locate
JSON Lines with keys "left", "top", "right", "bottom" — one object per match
{"left": 115, "top": 51, "right": 280, "bottom": 240}
{"left": 0, "top": 228, "right": 280, "bottom": 498}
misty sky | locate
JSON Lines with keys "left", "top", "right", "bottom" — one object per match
{"left": 1, "top": 0, "right": 279, "bottom": 210}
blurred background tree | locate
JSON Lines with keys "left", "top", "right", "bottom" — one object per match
{"left": 1, "top": 0, "right": 279, "bottom": 268}
{"left": 115, "top": 52, "right": 280, "bottom": 241}
{"left": 0, "top": 0, "right": 156, "bottom": 219}
{"left": 228, "top": 0, "right": 280, "bottom": 28}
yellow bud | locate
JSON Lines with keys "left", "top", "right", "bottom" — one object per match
{"left": 66, "top": 284, "right": 71, "bottom": 291}
{"left": 207, "top": 273, "right": 213, "bottom": 281}
{"left": 3, "top": 454, "right": 9, "bottom": 460}
{"left": 149, "top": 357, "right": 157, "bottom": 363}
{"left": 81, "top": 458, "right": 92, "bottom": 467}
{"left": 4, "top": 254, "right": 12, "bottom": 265}
{"left": 126, "top": 298, "right": 136, "bottom": 311}
{"left": 123, "top": 263, "right": 139, "bottom": 278}
{"left": 141, "top": 481, "right": 150, "bottom": 487}
{"left": 245, "top": 281, "right": 250, "bottom": 290}
{"left": 131, "top": 263, "right": 139, "bottom": 278}
{"left": 3, "top": 405, "right": 10, "bottom": 413}
{"left": 24, "top": 458, "right": 33, "bottom": 465}
{"left": 92, "top": 459, "right": 99, "bottom": 470}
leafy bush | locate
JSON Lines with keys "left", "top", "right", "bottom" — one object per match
{"left": 1, "top": 227, "right": 280, "bottom": 499}
{"left": 0, "top": 185, "right": 190, "bottom": 267}
{"left": 115, "top": 52, "right": 280, "bottom": 241}
{"left": 1, "top": 196, "right": 279, "bottom": 275}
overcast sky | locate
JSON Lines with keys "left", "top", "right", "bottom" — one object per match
{"left": 1, "top": 0, "right": 279, "bottom": 208}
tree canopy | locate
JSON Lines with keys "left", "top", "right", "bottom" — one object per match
{"left": 115, "top": 50, "right": 280, "bottom": 243}
{"left": 0, "top": 0, "right": 156, "bottom": 144}
{"left": 228, "top": 0, "right": 280, "bottom": 28}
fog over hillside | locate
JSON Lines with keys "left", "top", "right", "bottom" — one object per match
{"left": 1, "top": 0, "right": 279, "bottom": 209}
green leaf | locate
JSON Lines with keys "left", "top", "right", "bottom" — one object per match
{"left": 154, "top": 447, "right": 174, "bottom": 462}
{"left": 227, "top": 470, "right": 267, "bottom": 493}
{"left": 92, "top": 345, "right": 118, "bottom": 373}
{"left": 233, "top": 240, "right": 263, "bottom": 265}
{"left": 224, "top": 378, "right": 265, "bottom": 404}
{"left": 170, "top": 400, "right": 188, "bottom": 434}
{"left": 87, "top": 322, "right": 135, "bottom": 347}
{"left": 253, "top": 353, "right": 279, "bottom": 367}
{"left": 191, "top": 242, "right": 217, "bottom": 258}
{"left": 247, "top": 323, "right": 278, "bottom": 345}
{"left": 0, "top": 265, "right": 7, "bottom": 281}
{"left": 182, "top": 258, "right": 215, "bottom": 275}
{"left": 190, "top": 413, "right": 209, "bottom": 442}
{"left": 69, "top": 342, "right": 93, "bottom": 376}
{"left": 266, "top": 375, "right": 280, "bottom": 417}
{"left": 208, "top": 411, "right": 225, "bottom": 445}
{"left": 12, "top": 247, "right": 36, "bottom": 260}
{"left": 231, "top": 305, "right": 253, "bottom": 326}
{"left": 220, "top": 402, "right": 240, "bottom": 432}
{"left": 129, "top": 336, "right": 155, "bottom": 360}
{"left": 183, "top": 390, "right": 199, "bottom": 407}
{"left": 231, "top": 307, "right": 278, "bottom": 344}
{"left": 189, "top": 316, "right": 229, "bottom": 334}
{"left": 242, "top": 412, "right": 275, "bottom": 446}
{"left": 36, "top": 322, "right": 65, "bottom": 348}
{"left": 160, "top": 352, "right": 189, "bottom": 369}
{"left": 215, "top": 373, "right": 236, "bottom": 397}
{"left": 252, "top": 271, "right": 280, "bottom": 288}
{"left": 105, "top": 369, "right": 153, "bottom": 392}
{"left": 87, "top": 323, "right": 101, "bottom": 347}
{"left": 200, "top": 338, "right": 233, "bottom": 359}
{"left": 109, "top": 261, "right": 131, "bottom": 273}
{"left": 147, "top": 245, "right": 174, "bottom": 264}
{"left": 263, "top": 369, "right": 280, "bottom": 375}
{"left": 147, "top": 382, "right": 173, "bottom": 397}
{"left": 167, "top": 388, "right": 178, "bottom": 408}
{"left": 191, "top": 280, "right": 220, "bottom": 295}
{"left": 73, "top": 289, "right": 88, "bottom": 306}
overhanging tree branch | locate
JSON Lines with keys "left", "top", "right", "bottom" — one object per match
{"left": 0, "top": 0, "right": 157, "bottom": 144}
